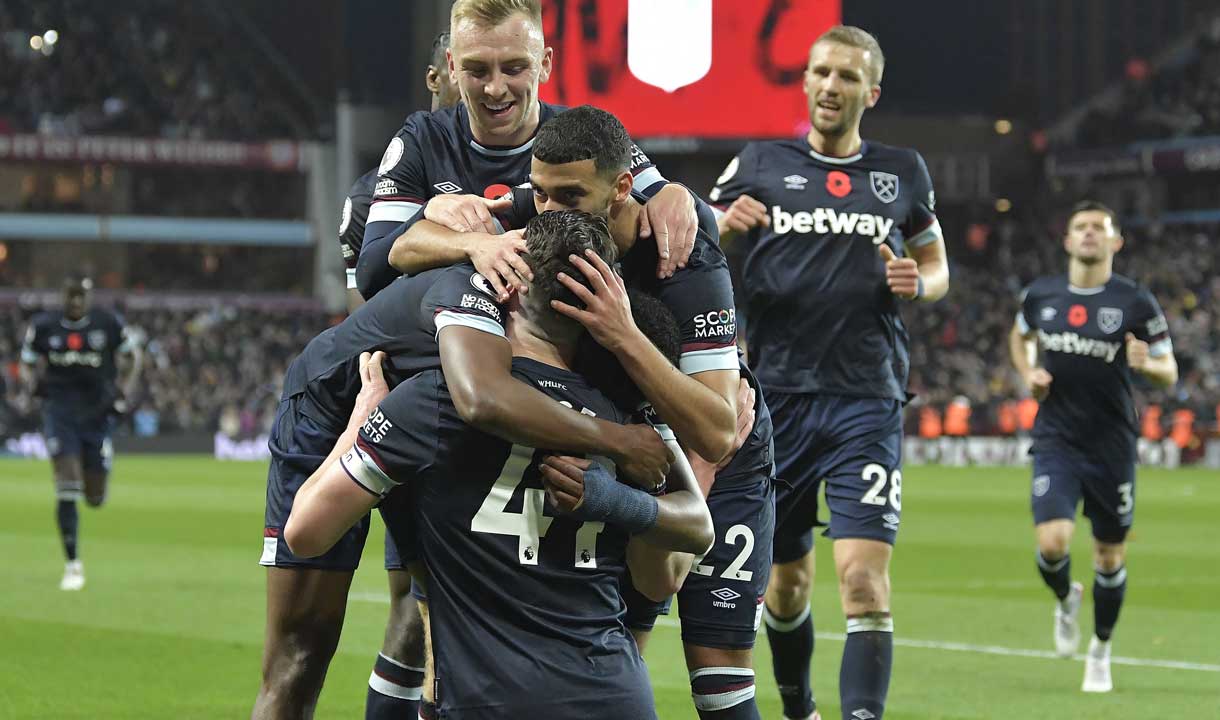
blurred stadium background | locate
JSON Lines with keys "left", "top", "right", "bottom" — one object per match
{"left": 1, "top": 1, "right": 1218, "bottom": 717}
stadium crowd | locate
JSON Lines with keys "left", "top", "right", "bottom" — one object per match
{"left": 0, "top": 0, "right": 311, "bottom": 139}
{"left": 1075, "top": 17, "right": 1220, "bottom": 147}
{"left": 0, "top": 302, "right": 333, "bottom": 438}
{"left": 2, "top": 211, "right": 1216, "bottom": 441}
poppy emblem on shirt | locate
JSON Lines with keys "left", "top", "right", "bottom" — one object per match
{"left": 825, "top": 171, "right": 852, "bottom": 198}
{"left": 67, "top": 333, "right": 83, "bottom": 351}
{"left": 483, "top": 183, "right": 511, "bottom": 200}
{"left": 1067, "top": 304, "right": 1088, "bottom": 327}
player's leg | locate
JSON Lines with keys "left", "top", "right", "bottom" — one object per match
{"left": 366, "top": 495, "right": 426, "bottom": 719}
{"left": 81, "top": 431, "right": 114, "bottom": 508}
{"left": 622, "top": 579, "right": 670, "bottom": 655}
{"left": 1080, "top": 464, "right": 1133, "bottom": 693}
{"left": 52, "top": 453, "right": 86, "bottom": 590}
{"left": 415, "top": 575, "right": 438, "bottom": 720}
{"left": 46, "top": 408, "right": 86, "bottom": 590}
{"left": 686, "top": 646, "right": 761, "bottom": 720}
{"left": 253, "top": 567, "right": 355, "bottom": 719}
{"left": 366, "top": 571, "right": 425, "bottom": 719}
{"left": 832, "top": 538, "right": 892, "bottom": 720}
{"left": 761, "top": 391, "right": 823, "bottom": 720}
{"left": 254, "top": 397, "right": 371, "bottom": 718}
{"left": 679, "top": 475, "right": 775, "bottom": 719}
{"left": 1031, "top": 453, "right": 1084, "bottom": 656}
{"left": 820, "top": 397, "right": 904, "bottom": 720}
{"left": 764, "top": 550, "right": 817, "bottom": 719}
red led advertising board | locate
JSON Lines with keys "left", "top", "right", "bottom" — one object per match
{"left": 539, "top": 0, "right": 841, "bottom": 139}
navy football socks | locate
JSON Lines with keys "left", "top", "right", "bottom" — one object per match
{"left": 1093, "top": 565, "right": 1127, "bottom": 642}
{"left": 764, "top": 604, "right": 816, "bottom": 719}
{"left": 56, "top": 499, "right": 79, "bottom": 561}
{"left": 1037, "top": 551, "right": 1072, "bottom": 601}
{"left": 840, "top": 613, "right": 893, "bottom": 720}
{"left": 365, "top": 652, "right": 422, "bottom": 720}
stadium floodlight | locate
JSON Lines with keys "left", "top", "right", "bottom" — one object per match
{"left": 44, "top": 29, "right": 59, "bottom": 45}
{"left": 29, "top": 35, "right": 43, "bottom": 50}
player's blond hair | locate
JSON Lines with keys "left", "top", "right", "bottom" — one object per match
{"left": 450, "top": 0, "right": 542, "bottom": 30}
{"left": 812, "top": 25, "right": 884, "bottom": 85}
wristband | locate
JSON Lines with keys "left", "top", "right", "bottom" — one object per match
{"left": 575, "top": 462, "right": 659, "bottom": 534}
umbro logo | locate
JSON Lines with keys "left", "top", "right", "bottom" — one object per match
{"left": 1040, "top": 306, "right": 1057, "bottom": 322}
{"left": 882, "top": 513, "right": 900, "bottom": 530}
{"left": 783, "top": 174, "right": 808, "bottom": 190}
{"left": 710, "top": 587, "right": 741, "bottom": 609}
{"left": 433, "top": 181, "right": 463, "bottom": 194}
{"left": 852, "top": 710, "right": 876, "bottom": 720}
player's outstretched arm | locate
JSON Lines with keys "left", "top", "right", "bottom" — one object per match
{"left": 553, "top": 250, "right": 738, "bottom": 462}
{"left": 285, "top": 352, "right": 391, "bottom": 558}
{"left": 440, "top": 326, "right": 674, "bottom": 489}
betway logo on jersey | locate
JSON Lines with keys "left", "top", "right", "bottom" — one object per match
{"left": 1037, "top": 330, "right": 1122, "bottom": 363}
{"left": 772, "top": 206, "right": 894, "bottom": 242}
{"left": 48, "top": 350, "right": 103, "bottom": 368}
{"left": 693, "top": 308, "right": 736, "bottom": 338}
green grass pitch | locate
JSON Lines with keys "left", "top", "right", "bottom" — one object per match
{"left": 1, "top": 456, "right": 1217, "bottom": 719}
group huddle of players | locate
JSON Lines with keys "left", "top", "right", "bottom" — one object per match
{"left": 18, "top": 1, "right": 1178, "bottom": 718}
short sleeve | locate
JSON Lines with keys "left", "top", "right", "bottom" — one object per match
{"left": 366, "top": 113, "right": 430, "bottom": 226}
{"left": 903, "top": 151, "right": 940, "bottom": 248}
{"left": 708, "top": 143, "right": 761, "bottom": 210}
{"left": 423, "top": 266, "right": 508, "bottom": 340}
{"left": 1133, "top": 289, "right": 1173, "bottom": 358}
{"left": 1015, "top": 287, "right": 1033, "bottom": 335}
{"left": 20, "top": 322, "right": 39, "bottom": 363}
{"left": 341, "top": 380, "right": 437, "bottom": 496}
{"left": 656, "top": 215, "right": 739, "bottom": 376}
{"left": 340, "top": 172, "right": 376, "bottom": 289}
{"left": 628, "top": 143, "right": 666, "bottom": 195}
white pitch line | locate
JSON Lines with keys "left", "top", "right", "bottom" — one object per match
{"left": 347, "top": 592, "right": 1220, "bottom": 673}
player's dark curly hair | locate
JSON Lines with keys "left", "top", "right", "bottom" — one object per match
{"left": 576, "top": 290, "right": 680, "bottom": 410}
{"left": 1068, "top": 200, "right": 1122, "bottom": 236}
{"left": 629, "top": 291, "right": 680, "bottom": 367}
{"left": 523, "top": 210, "right": 618, "bottom": 314}
{"left": 533, "top": 105, "right": 632, "bottom": 178}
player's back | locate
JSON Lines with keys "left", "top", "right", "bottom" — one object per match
{"left": 281, "top": 263, "right": 503, "bottom": 432}
{"left": 405, "top": 357, "right": 653, "bottom": 718}
{"left": 711, "top": 139, "right": 939, "bottom": 400}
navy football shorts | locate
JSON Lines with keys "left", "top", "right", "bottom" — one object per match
{"left": 42, "top": 404, "right": 113, "bottom": 473}
{"left": 1031, "top": 448, "right": 1135, "bottom": 543}
{"left": 624, "top": 471, "right": 774, "bottom": 649}
{"left": 767, "top": 392, "right": 904, "bottom": 563}
{"left": 261, "top": 395, "right": 420, "bottom": 571}
{"left": 261, "top": 394, "right": 371, "bottom": 571}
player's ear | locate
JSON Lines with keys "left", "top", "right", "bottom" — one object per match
{"left": 865, "top": 84, "right": 881, "bottom": 109}
{"left": 538, "top": 46, "right": 554, "bottom": 84}
{"left": 447, "top": 48, "right": 457, "bottom": 84}
{"left": 1111, "top": 233, "right": 1124, "bottom": 255}
{"left": 425, "top": 67, "right": 441, "bottom": 94}
{"left": 613, "top": 171, "right": 633, "bottom": 203}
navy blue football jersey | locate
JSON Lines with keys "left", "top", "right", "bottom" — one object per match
{"left": 22, "top": 308, "right": 130, "bottom": 413}
{"left": 1018, "top": 273, "right": 1172, "bottom": 459}
{"left": 281, "top": 263, "right": 506, "bottom": 432}
{"left": 345, "top": 358, "right": 654, "bottom": 718}
{"left": 338, "top": 169, "right": 376, "bottom": 290}
{"left": 710, "top": 140, "right": 940, "bottom": 401}
{"left": 359, "top": 102, "right": 664, "bottom": 298}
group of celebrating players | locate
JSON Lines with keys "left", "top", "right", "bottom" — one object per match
{"left": 18, "top": 0, "right": 1179, "bottom": 718}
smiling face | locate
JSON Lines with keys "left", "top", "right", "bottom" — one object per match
{"left": 448, "top": 12, "right": 552, "bottom": 147}
{"left": 803, "top": 40, "right": 880, "bottom": 140}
